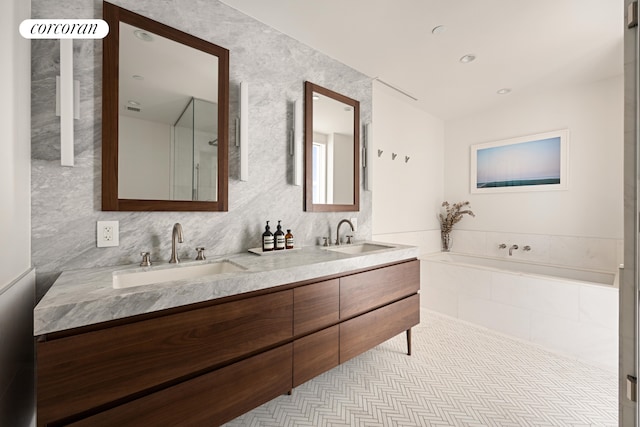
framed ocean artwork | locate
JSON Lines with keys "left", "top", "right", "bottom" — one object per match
{"left": 470, "top": 129, "right": 569, "bottom": 194}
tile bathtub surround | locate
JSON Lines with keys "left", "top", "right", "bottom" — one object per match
{"left": 449, "top": 229, "right": 621, "bottom": 272}
{"left": 421, "top": 257, "right": 619, "bottom": 372}
{"left": 30, "top": 0, "right": 372, "bottom": 290}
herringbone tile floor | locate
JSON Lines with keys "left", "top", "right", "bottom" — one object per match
{"left": 225, "top": 310, "right": 617, "bottom": 427}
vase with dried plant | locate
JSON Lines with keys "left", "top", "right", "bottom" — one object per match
{"left": 438, "top": 201, "right": 475, "bottom": 252}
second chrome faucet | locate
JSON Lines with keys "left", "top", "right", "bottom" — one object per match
{"left": 170, "top": 223, "right": 184, "bottom": 263}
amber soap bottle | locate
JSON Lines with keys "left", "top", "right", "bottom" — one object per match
{"left": 285, "top": 229, "right": 294, "bottom": 249}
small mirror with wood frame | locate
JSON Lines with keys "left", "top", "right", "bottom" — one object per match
{"left": 304, "top": 81, "right": 360, "bottom": 212}
{"left": 102, "top": 2, "right": 229, "bottom": 211}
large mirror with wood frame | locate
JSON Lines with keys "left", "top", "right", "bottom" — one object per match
{"left": 304, "top": 81, "right": 360, "bottom": 212}
{"left": 102, "top": 2, "right": 229, "bottom": 211}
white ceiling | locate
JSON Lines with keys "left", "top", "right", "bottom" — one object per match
{"left": 119, "top": 22, "right": 219, "bottom": 127}
{"left": 220, "top": 0, "right": 624, "bottom": 120}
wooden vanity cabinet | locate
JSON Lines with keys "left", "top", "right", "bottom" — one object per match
{"left": 69, "top": 344, "right": 293, "bottom": 427}
{"left": 340, "top": 260, "right": 420, "bottom": 319}
{"left": 341, "top": 294, "right": 420, "bottom": 363}
{"left": 37, "top": 259, "right": 419, "bottom": 426}
{"left": 37, "top": 291, "right": 293, "bottom": 426}
{"left": 292, "top": 279, "right": 341, "bottom": 387}
{"left": 339, "top": 260, "right": 420, "bottom": 363}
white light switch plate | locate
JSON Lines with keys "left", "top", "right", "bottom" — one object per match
{"left": 97, "top": 220, "right": 119, "bottom": 247}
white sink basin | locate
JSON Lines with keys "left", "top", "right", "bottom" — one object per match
{"left": 325, "top": 243, "right": 393, "bottom": 255}
{"left": 113, "top": 261, "right": 246, "bottom": 289}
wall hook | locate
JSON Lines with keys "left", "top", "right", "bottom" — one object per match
{"left": 405, "top": 156, "right": 410, "bottom": 163}
{"left": 392, "top": 153, "right": 398, "bottom": 160}
{"left": 377, "top": 149, "right": 384, "bottom": 158}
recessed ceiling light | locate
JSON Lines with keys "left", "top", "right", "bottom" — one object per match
{"left": 133, "top": 29, "right": 154, "bottom": 42}
{"left": 132, "top": 74, "right": 144, "bottom": 80}
{"left": 431, "top": 25, "right": 446, "bottom": 35}
{"left": 459, "top": 54, "right": 476, "bottom": 63}
{"left": 344, "top": 106, "right": 352, "bottom": 112}
{"left": 127, "top": 100, "right": 141, "bottom": 106}
{"left": 497, "top": 88, "right": 512, "bottom": 95}
{"left": 312, "top": 95, "right": 320, "bottom": 101}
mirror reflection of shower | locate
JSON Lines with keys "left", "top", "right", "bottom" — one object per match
{"left": 172, "top": 97, "right": 218, "bottom": 201}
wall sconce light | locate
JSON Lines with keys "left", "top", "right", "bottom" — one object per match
{"left": 392, "top": 153, "right": 398, "bottom": 160}
{"left": 57, "top": 39, "right": 77, "bottom": 167}
{"left": 239, "top": 81, "right": 249, "bottom": 181}
{"left": 405, "top": 156, "right": 410, "bottom": 163}
{"left": 377, "top": 149, "right": 383, "bottom": 158}
{"left": 363, "top": 123, "right": 372, "bottom": 191}
{"left": 292, "top": 99, "right": 303, "bottom": 186}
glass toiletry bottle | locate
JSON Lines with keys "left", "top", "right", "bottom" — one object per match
{"left": 285, "top": 229, "right": 294, "bottom": 249}
{"left": 274, "top": 220, "right": 285, "bottom": 250}
{"left": 262, "top": 221, "right": 274, "bottom": 252}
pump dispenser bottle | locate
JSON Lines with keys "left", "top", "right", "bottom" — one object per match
{"left": 262, "top": 221, "right": 274, "bottom": 252}
{"left": 274, "top": 220, "right": 285, "bottom": 250}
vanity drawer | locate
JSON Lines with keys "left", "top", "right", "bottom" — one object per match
{"left": 70, "top": 343, "right": 293, "bottom": 427}
{"left": 293, "top": 325, "right": 339, "bottom": 387}
{"left": 340, "top": 259, "right": 419, "bottom": 319}
{"left": 37, "top": 290, "right": 293, "bottom": 426}
{"left": 293, "top": 278, "right": 339, "bottom": 336}
{"left": 340, "top": 293, "right": 420, "bottom": 363}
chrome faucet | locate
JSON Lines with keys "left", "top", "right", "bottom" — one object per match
{"left": 509, "top": 244, "right": 518, "bottom": 256}
{"left": 335, "top": 219, "right": 355, "bottom": 245}
{"left": 169, "top": 223, "right": 184, "bottom": 263}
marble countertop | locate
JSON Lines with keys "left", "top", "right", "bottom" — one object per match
{"left": 34, "top": 242, "right": 419, "bottom": 336}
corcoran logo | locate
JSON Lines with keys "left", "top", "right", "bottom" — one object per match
{"left": 19, "top": 19, "right": 109, "bottom": 39}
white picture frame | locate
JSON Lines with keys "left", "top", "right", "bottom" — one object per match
{"left": 470, "top": 129, "right": 569, "bottom": 194}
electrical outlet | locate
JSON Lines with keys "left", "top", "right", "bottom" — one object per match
{"left": 97, "top": 220, "right": 119, "bottom": 247}
{"left": 350, "top": 217, "right": 358, "bottom": 232}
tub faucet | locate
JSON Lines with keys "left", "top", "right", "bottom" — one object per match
{"left": 169, "top": 223, "right": 184, "bottom": 263}
{"left": 335, "top": 219, "right": 355, "bottom": 245}
{"left": 509, "top": 244, "right": 518, "bottom": 256}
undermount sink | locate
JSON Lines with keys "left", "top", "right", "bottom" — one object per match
{"left": 325, "top": 243, "right": 393, "bottom": 255}
{"left": 113, "top": 260, "right": 246, "bottom": 289}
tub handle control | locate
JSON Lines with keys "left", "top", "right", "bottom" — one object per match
{"left": 498, "top": 243, "right": 507, "bottom": 249}
{"left": 523, "top": 245, "right": 531, "bottom": 251}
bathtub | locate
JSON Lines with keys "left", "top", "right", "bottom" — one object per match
{"left": 421, "top": 252, "right": 619, "bottom": 372}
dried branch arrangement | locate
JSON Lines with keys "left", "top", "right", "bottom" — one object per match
{"left": 439, "top": 201, "right": 475, "bottom": 233}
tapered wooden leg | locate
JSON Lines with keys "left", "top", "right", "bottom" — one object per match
{"left": 287, "top": 390, "right": 293, "bottom": 396}
{"left": 406, "top": 329, "right": 412, "bottom": 356}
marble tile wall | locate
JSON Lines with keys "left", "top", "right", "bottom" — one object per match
{"left": 31, "top": 0, "right": 372, "bottom": 294}
{"left": 447, "top": 230, "right": 622, "bottom": 272}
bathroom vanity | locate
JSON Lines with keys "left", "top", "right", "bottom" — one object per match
{"left": 34, "top": 243, "right": 419, "bottom": 426}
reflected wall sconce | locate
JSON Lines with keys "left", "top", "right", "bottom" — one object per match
{"left": 392, "top": 153, "right": 398, "bottom": 160}
{"left": 56, "top": 39, "right": 78, "bottom": 167}
{"left": 239, "top": 81, "right": 249, "bottom": 181}
{"left": 377, "top": 149, "right": 383, "bottom": 157}
{"left": 405, "top": 156, "right": 410, "bottom": 163}
{"left": 292, "top": 99, "right": 303, "bottom": 186}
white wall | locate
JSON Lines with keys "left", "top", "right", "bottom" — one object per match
{"left": 371, "top": 80, "right": 445, "bottom": 254}
{"left": 1, "top": 0, "right": 31, "bottom": 288}
{"left": 333, "top": 133, "right": 353, "bottom": 204}
{"left": 1, "top": 0, "right": 34, "bottom": 425}
{"left": 118, "top": 115, "right": 171, "bottom": 200}
{"left": 444, "top": 75, "right": 623, "bottom": 240}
